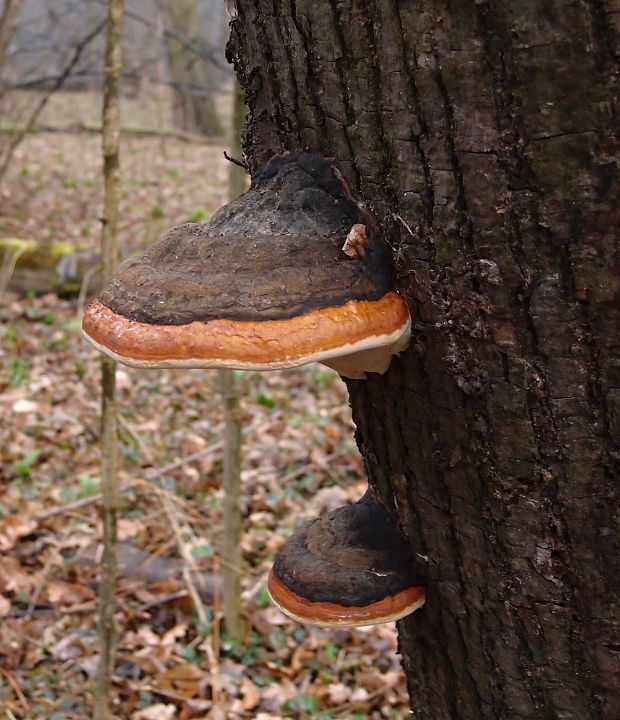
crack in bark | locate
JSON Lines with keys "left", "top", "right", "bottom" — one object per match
{"left": 586, "top": 0, "right": 620, "bottom": 72}
{"left": 269, "top": 0, "right": 303, "bottom": 146}
{"left": 363, "top": 3, "right": 403, "bottom": 226}
{"left": 430, "top": 46, "right": 475, "bottom": 256}
{"left": 287, "top": 1, "right": 330, "bottom": 142}
{"left": 324, "top": 0, "right": 363, "bottom": 191}
{"left": 256, "top": 6, "right": 297, "bottom": 144}
{"left": 472, "top": 7, "right": 612, "bottom": 718}
{"left": 392, "top": 1, "right": 436, "bottom": 240}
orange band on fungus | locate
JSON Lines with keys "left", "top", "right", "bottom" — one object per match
{"left": 82, "top": 291, "right": 410, "bottom": 369}
{"left": 267, "top": 570, "right": 425, "bottom": 627}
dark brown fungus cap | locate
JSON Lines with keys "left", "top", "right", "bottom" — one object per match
{"left": 267, "top": 489, "right": 425, "bottom": 627}
{"left": 82, "top": 153, "right": 411, "bottom": 378}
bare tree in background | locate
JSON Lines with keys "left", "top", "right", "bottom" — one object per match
{"left": 218, "top": 79, "right": 247, "bottom": 645}
{"left": 0, "top": 0, "right": 22, "bottom": 78}
{"left": 0, "top": 0, "right": 230, "bottom": 183}
{"left": 0, "top": 1, "right": 107, "bottom": 182}
{"left": 0, "top": 18, "right": 103, "bottom": 181}
{"left": 161, "top": 0, "right": 222, "bottom": 136}
{"left": 94, "top": 0, "right": 123, "bottom": 717}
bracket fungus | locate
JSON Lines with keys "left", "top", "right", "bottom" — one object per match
{"left": 267, "top": 489, "right": 425, "bottom": 627}
{"left": 82, "top": 153, "right": 410, "bottom": 379}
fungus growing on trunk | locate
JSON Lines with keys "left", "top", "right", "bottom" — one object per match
{"left": 82, "top": 153, "right": 410, "bottom": 378}
{"left": 267, "top": 489, "right": 425, "bottom": 627}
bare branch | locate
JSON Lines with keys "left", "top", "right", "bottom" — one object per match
{"left": 0, "top": 19, "right": 105, "bottom": 179}
{"left": 83, "top": 0, "right": 230, "bottom": 71}
{"left": 0, "top": 0, "right": 23, "bottom": 78}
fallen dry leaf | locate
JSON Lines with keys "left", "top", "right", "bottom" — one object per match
{"left": 0, "top": 556, "right": 35, "bottom": 594}
{"left": 0, "top": 514, "right": 38, "bottom": 551}
{"left": 155, "top": 662, "right": 206, "bottom": 699}
{"left": 161, "top": 622, "right": 188, "bottom": 647}
{"left": 240, "top": 676, "right": 260, "bottom": 711}
{"left": 328, "top": 682, "right": 352, "bottom": 704}
{"left": 132, "top": 704, "right": 177, "bottom": 720}
{"left": 46, "top": 579, "right": 96, "bottom": 606}
{"left": 50, "top": 632, "right": 90, "bottom": 661}
{"left": 260, "top": 678, "right": 298, "bottom": 713}
{"left": 11, "top": 398, "right": 39, "bottom": 414}
{"left": 0, "top": 594, "right": 11, "bottom": 616}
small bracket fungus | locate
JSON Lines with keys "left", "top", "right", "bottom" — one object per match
{"left": 267, "top": 489, "right": 425, "bottom": 627}
{"left": 82, "top": 153, "right": 411, "bottom": 378}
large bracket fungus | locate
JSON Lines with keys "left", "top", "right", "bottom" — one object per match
{"left": 82, "top": 152, "right": 422, "bottom": 629}
{"left": 82, "top": 153, "right": 411, "bottom": 379}
{"left": 268, "top": 489, "right": 425, "bottom": 627}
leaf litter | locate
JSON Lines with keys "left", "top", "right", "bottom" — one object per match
{"left": 0, "top": 132, "right": 410, "bottom": 719}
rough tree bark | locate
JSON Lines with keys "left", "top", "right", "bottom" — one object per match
{"left": 227, "top": 2, "right": 619, "bottom": 719}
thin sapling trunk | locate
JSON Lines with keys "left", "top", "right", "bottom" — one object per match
{"left": 93, "top": 0, "right": 123, "bottom": 717}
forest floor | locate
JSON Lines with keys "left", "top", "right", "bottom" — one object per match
{"left": 0, "top": 132, "right": 410, "bottom": 719}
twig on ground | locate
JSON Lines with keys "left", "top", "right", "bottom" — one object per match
{"left": 137, "top": 590, "right": 189, "bottom": 612}
{"left": 0, "top": 242, "right": 32, "bottom": 303}
{"left": 0, "top": 667, "right": 29, "bottom": 713}
{"left": 34, "top": 440, "right": 227, "bottom": 521}
{"left": 211, "top": 556, "right": 222, "bottom": 702}
{"left": 277, "top": 449, "right": 347, "bottom": 485}
{"left": 77, "top": 264, "right": 101, "bottom": 316}
{"left": 202, "top": 618, "right": 222, "bottom": 710}
{"left": 34, "top": 441, "right": 347, "bottom": 523}
{"left": 241, "top": 570, "right": 270, "bottom": 609}
{"left": 159, "top": 492, "right": 208, "bottom": 626}
{"left": 158, "top": 490, "right": 223, "bottom": 708}
{"left": 25, "top": 554, "right": 55, "bottom": 619}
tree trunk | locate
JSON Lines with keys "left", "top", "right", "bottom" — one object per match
{"left": 218, "top": 78, "right": 248, "bottom": 646}
{"left": 94, "top": 0, "right": 123, "bottom": 717}
{"left": 227, "top": 2, "right": 619, "bottom": 718}
{"left": 0, "top": 0, "right": 22, "bottom": 86}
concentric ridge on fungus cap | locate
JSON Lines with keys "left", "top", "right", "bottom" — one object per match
{"left": 268, "top": 490, "right": 425, "bottom": 627}
{"left": 97, "top": 152, "right": 394, "bottom": 325}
